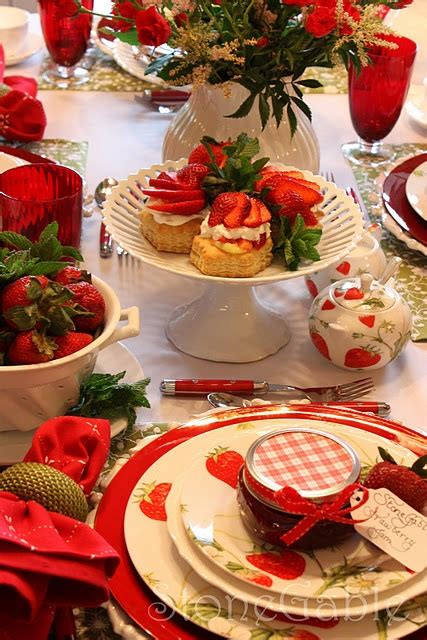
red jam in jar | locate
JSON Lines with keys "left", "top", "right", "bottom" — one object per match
{"left": 237, "top": 428, "right": 361, "bottom": 550}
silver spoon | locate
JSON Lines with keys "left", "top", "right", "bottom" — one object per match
{"left": 207, "top": 391, "right": 310, "bottom": 409}
{"left": 95, "top": 177, "right": 118, "bottom": 258}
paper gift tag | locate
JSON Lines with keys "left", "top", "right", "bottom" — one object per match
{"left": 350, "top": 488, "right": 427, "bottom": 572}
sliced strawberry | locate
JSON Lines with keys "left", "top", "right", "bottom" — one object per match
{"left": 252, "top": 233, "right": 267, "bottom": 250}
{"left": 236, "top": 239, "right": 253, "bottom": 252}
{"left": 302, "top": 211, "right": 320, "bottom": 227}
{"left": 176, "top": 163, "right": 210, "bottom": 188}
{"left": 188, "top": 142, "right": 229, "bottom": 168}
{"left": 148, "top": 199, "right": 206, "bottom": 215}
{"left": 267, "top": 190, "right": 307, "bottom": 221}
{"left": 143, "top": 189, "right": 205, "bottom": 202}
{"left": 254, "top": 166, "right": 282, "bottom": 191}
{"left": 148, "top": 178, "right": 188, "bottom": 191}
{"left": 157, "top": 171, "right": 176, "bottom": 181}
{"left": 266, "top": 177, "right": 323, "bottom": 207}
{"left": 209, "top": 192, "right": 250, "bottom": 228}
{"left": 281, "top": 170, "right": 305, "bottom": 180}
{"left": 243, "top": 198, "right": 271, "bottom": 227}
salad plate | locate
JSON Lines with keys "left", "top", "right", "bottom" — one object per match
{"left": 382, "top": 154, "right": 427, "bottom": 247}
{"left": 94, "top": 405, "right": 427, "bottom": 640}
{"left": 406, "top": 161, "right": 427, "bottom": 221}
{"left": 177, "top": 423, "right": 417, "bottom": 600}
{"left": 112, "top": 40, "right": 168, "bottom": 86}
{"left": 0, "top": 152, "right": 28, "bottom": 173}
{"left": 0, "top": 341, "right": 144, "bottom": 464}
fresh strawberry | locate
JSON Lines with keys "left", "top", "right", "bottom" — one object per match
{"left": 310, "top": 330, "right": 330, "bottom": 360}
{"left": 243, "top": 198, "right": 271, "bottom": 228}
{"left": 148, "top": 177, "right": 188, "bottom": 190}
{"left": 176, "top": 163, "right": 210, "bottom": 188}
{"left": 236, "top": 239, "right": 253, "bottom": 252}
{"left": 264, "top": 174, "right": 323, "bottom": 208}
{"left": 53, "top": 332, "right": 93, "bottom": 359}
{"left": 267, "top": 190, "right": 310, "bottom": 222}
{"left": 302, "top": 211, "right": 320, "bottom": 227}
{"left": 305, "top": 278, "right": 318, "bottom": 298}
{"left": 344, "top": 347, "right": 381, "bottom": 368}
{"left": 1, "top": 275, "right": 49, "bottom": 323}
{"left": 254, "top": 165, "right": 283, "bottom": 191}
{"left": 209, "top": 192, "right": 251, "bottom": 228}
{"left": 344, "top": 287, "right": 364, "bottom": 300}
{"left": 143, "top": 188, "right": 205, "bottom": 202}
{"left": 1, "top": 276, "right": 79, "bottom": 333}
{"left": 148, "top": 199, "right": 206, "bottom": 215}
{"left": 281, "top": 170, "right": 305, "bottom": 180}
{"left": 336, "top": 261, "right": 351, "bottom": 275}
{"left": 54, "top": 266, "right": 91, "bottom": 286}
{"left": 137, "top": 481, "right": 172, "bottom": 521}
{"left": 205, "top": 446, "right": 244, "bottom": 489}
{"left": 7, "top": 330, "right": 56, "bottom": 365}
{"left": 188, "top": 142, "right": 229, "bottom": 168}
{"left": 364, "top": 449, "right": 427, "bottom": 514}
{"left": 252, "top": 233, "right": 267, "bottom": 250}
{"left": 246, "top": 550, "right": 306, "bottom": 580}
{"left": 66, "top": 282, "right": 105, "bottom": 332}
{"left": 359, "top": 315, "right": 375, "bottom": 328}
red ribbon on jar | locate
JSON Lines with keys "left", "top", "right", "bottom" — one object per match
{"left": 274, "top": 483, "right": 370, "bottom": 545}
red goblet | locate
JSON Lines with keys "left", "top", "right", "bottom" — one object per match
{"left": 343, "top": 35, "right": 417, "bottom": 166}
{"left": 0, "top": 163, "right": 83, "bottom": 247}
{"left": 38, "top": 0, "right": 94, "bottom": 88}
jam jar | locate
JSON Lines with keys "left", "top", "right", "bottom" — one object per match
{"left": 237, "top": 428, "right": 361, "bottom": 551}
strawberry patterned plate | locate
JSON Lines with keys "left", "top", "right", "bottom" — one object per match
{"left": 177, "top": 422, "right": 420, "bottom": 600}
{"left": 122, "top": 409, "right": 427, "bottom": 638}
{"left": 95, "top": 405, "right": 427, "bottom": 640}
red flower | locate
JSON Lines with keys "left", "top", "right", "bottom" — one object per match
{"left": 136, "top": 6, "right": 171, "bottom": 47}
{"left": 256, "top": 36, "right": 269, "bottom": 47}
{"left": 111, "top": 0, "right": 141, "bottom": 32}
{"left": 174, "top": 12, "right": 189, "bottom": 28}
{"left": 305, "top": 6, "right": 336, "bottom": 37}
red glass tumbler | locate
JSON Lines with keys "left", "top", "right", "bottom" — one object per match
{"left": 343, "top": 35, "right": 417, "bottom": 165}
{"left": 38, "top": 0, "right": 94, "bottom": 88}
{"left": 0, "top": 163, "right": 83, "bottom": 247}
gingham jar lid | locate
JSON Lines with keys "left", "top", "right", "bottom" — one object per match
{"left": 244, "top": 428, "right": 360, "bottom": 505}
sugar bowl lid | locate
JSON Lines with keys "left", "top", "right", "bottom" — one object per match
{"left": 244, "top": 428, "right": 360, "bottom": 506}
{"left": 331, "top": 273, "right": 397, "bottom": 312}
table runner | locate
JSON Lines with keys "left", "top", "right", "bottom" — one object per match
{"left": 38, "top": 46, "right": 348, "bottom": 94}
{"left": 1, "top": 139, "right": 88, "bottom": 177}
{"left": 344, "top": 143, "right": 427, "bottom": 342}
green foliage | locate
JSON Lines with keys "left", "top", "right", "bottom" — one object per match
{"left": 67, "top": 372, "right": 151, "bottom": 428}
{"left": 273, "top": 214, "right": 322, "bottom": 271}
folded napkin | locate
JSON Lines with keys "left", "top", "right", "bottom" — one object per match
{"left": 0, "top": 416, "right": 120, "bottom": 640}
{"left": 0, "top": 73, "right": 46, "bottom": 142}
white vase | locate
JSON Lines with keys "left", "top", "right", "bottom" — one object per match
{"left": 162, "top": 82, "right": 320, "bottom": 173}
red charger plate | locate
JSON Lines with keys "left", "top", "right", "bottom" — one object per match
{"left": 94, "top": 404, "right": 427, "bottom": 640}
{"left": 0, "top": 145, "right": 56, "bottom": 166}
{"left": 382, "top": 153, "right": 427, "bottom": 246}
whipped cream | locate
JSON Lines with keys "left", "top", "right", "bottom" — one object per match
{"left": 145, "top": 205, "right": 209, "bottom": 227}
{"left": 200, "top": 217, "right": 271, "bottom": 242}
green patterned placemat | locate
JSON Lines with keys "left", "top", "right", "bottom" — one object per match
{"left": 344, "top": 143, "right": 427, "bottom": 341}
{"left": 1, "top": 139, "right": 88, "bottom": 176}
{"left": 38, "top": 46, "right": 348, "bottom": 94}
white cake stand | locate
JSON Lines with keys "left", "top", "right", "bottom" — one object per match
{"left": 102, "top": 161, "right": 364, "bottom": 362}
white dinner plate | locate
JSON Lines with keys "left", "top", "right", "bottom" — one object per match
{"left": 178, "top": 423, "right": 417, "bottom": 600}
{"left": 5, "top": 32, "right": 44, "bottom": 66}
{"left": 112, "top": 40, "right": 168, "bottom": 86}
{"left": 0, "top": 152, "right": 28, "bottom": 173}
{"left": 406, "top": 161, "right": 427, "bottom": 221}
{"left": 124, "top": 415, "right": 426, "bottom": 632}
{"left": 0, "top": 341, "right": 145, "bottom": 465}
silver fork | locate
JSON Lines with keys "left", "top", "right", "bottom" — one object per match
{"left": 321, "top": 170, "right": 335, "bottom": 183}
{"left": 292, "top": 377, "right": 375, "bottom": 402}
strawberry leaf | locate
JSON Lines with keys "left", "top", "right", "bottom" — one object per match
{"left": 0, "top": 231, "right": 33, "bottom": 250}
{"left": 411, "top": 454, "right": 427, "bottom": 478}
{"left": 273, "top": 214, "right": 322, "bottom": 271}
{"left": 378, "top": 446, "right": 397, "bottom": 464}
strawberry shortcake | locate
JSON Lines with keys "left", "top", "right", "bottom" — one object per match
{"left": 140, "top": 163, "right": 210, "bottom": 253}
{"left": 190, "top": 192, "right": 273, "bottom": 278}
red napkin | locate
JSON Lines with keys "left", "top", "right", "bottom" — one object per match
{"left": 0, "top": 416, "right": 120, "bottom": 640}
{"left": 3, "top": 76, "right": 38, "bottom": 98}
{"left": 0, "top": 88, "right": 47, "bottom": 142}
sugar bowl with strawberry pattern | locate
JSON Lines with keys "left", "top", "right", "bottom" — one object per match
{"left": 309, "top": 272, "right": 412, "bottom": 370}
{"left": 305, "top": 225, "right": 386, "bottom": 298}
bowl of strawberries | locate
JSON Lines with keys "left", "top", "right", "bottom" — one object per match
{"left": 0, "top": 223, "right": 140, "bottom": 432}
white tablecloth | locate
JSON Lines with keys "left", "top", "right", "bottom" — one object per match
{"left": 8, "top": 18, "right": 427, "bottom": 433}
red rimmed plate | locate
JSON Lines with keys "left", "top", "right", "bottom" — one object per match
{"left": 382, "top": 153, "right": 427, "bottom": 246}
{"left": 94, "top": 404, "right": 426, "bottom": 640}
{"left": 0, "top": 145, "right": 56, "bottom": 166}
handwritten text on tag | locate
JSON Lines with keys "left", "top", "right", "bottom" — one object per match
{"left": 350, "top": 488, "right": 427, "bottom": 572}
